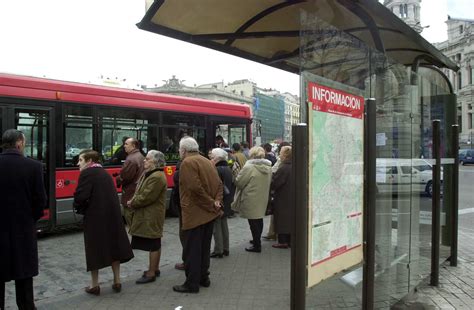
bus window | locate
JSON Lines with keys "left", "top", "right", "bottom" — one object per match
{"left": 16, "top": 111, "right": 49, "bottom": 162}
{"left": 64, "top": 106, "right": 93, "bottom": 167}
{"left": 98, "top": 109, "right": 155, "bottom": 166}
{"left": 160, "top": 127, "right": 206, "bottom": 163}
{"left": 215, "top": 124, "right": 247, "bottom": 147}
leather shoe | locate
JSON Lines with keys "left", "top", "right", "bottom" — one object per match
{"left": 135, "top": 274, "right": 156, "bottom": 284}
{"left": 245, "top": 246, "right": 261, "bottom": 253}
{"left": 112, "top": 283, "right": 122, "bottom": 293}
{"left": 143, "top": 270, "right": 161, "bottom": 277}
{"left": 200, "top": 278, "right": 211, "bottom": 287}
{"left": 210, "top": 252, "right": 223, "bottom": 258}
{"left": 223, "top": 250, "right": 229, "bottom": 256}
{"left": 174, "top": 263, "right": 185, "bottom": 270}
{"left": 85, "top": 286, "right": 100, "bottom": 296}
{"left": 173, "top": 284, "right": 199, "bottom": 293}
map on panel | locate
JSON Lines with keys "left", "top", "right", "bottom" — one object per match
{"left": 308, "top": 82, "right": 364, "bottom": 266}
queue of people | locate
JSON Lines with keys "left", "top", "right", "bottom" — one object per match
{"left": 1, "top": 128, "right": 293, "bottom": 306}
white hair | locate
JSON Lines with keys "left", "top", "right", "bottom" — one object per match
{"left": 211, "top": 148, "right": 228, "bottom": 162}
{"left": 147, "top": 150, "right": 166, "bottom": 168}
{"left": 179, "top": 136, "right": 199, "bottom": 152}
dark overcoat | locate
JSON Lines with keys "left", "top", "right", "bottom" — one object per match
{"left": 215, "top": 160, "right": 234, "bottom": 217}
{"left": 271, "top": 160, "right": 293, "bottom": 234}
{"left": 116, "top": 149, "right": 144, "bottom": 225}
{"left": 74, "top": 167, "right": 134, "bottom": 271}
{"left": 0, "top": 149, "right": 46, "bottom": 282}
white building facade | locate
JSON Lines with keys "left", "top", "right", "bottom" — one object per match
{"left": 435, "top": 17, "right": 474, "bottom": 144}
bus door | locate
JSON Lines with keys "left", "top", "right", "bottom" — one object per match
{"left": 1, "top": 106, "right": 55, "bottom": 231}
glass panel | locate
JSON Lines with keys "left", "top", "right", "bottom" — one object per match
{"left": 16, "top": 110, "right": 48, "bottom": 162}
{"left": 98, "top": 109, "right": 157, "bottom": 166}
{"left": 215, "top": 124, "right": 247, "bottom": 148}
{"left": 64, "top": 106, "right": 93, "bottom": 167}
{"left": 162, "top": 112, "right": 204, "bottom": 127}
{"left": 300, "top": 9, "right": 368, "bottom": 308}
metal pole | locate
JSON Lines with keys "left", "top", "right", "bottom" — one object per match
{"left": 430, "top": 120, "right": 441, "bottom": 286}
{"left": 362, "top": 98, "right": 376, "bottom": 310}
{"left": 450, "top": 124, "right": 459, "bottom": 266}
{"left": 291, "top": 124, "right": 308, "bottom": 310}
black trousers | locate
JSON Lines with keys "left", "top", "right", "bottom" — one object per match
{"left": 183, "top": 220, "right": 214, "bottom": 290}
{"left": 0, "top": 277, "right": 35, "bottom": 310}
{"left": 177, "top": 205, "right": 187, "bottom": 263}
{"left": 278, "top": 233, "right": 291, "bottom": 245}
{"left": 248, "top": 218, "right": 264, "bottom": 248}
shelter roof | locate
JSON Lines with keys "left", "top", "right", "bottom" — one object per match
{"left": 138, "top": 0, "right": 458, "bottom": 79}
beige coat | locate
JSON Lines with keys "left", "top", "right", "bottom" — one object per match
{"left": 129, "top": 168, "right": 167, "bottom": 239}
{"left": 231, "top": 159, "right": 272, "bottom": 219}
{"left": 179, "top": 152, "right": 223, "bottom": 230}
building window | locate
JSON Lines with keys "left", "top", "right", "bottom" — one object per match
{"left": 458, "top": 73, "right": 462, "bottom": 90}
{"left": 469, "top": 66, "right": 473, "bottom": 85}
{"left": 460, "top": 25, "right": 464, "bottom": 34}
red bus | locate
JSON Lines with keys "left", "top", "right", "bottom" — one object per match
{"left": 0, "top": 74, "right": 252, "bottom": 232}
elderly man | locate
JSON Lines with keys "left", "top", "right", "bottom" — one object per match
{"left": 173, "top": 137, "right": 223, "bottom": 294}
{"left": 0, "top": 129, "right": 46, "bottom": 310}
{"left": 116, "top": 137, "right": 144, "bottom": 226}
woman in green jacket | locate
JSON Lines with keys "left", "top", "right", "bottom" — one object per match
{"left": 127, "top": 150, "right": 167, "bottom": 284}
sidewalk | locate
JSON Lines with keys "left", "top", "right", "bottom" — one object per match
{"left": 6, "top": 215, "right": 474, "bottom": 309}
{"left": 35, "top": 216, "right": 293, "bottom": 310}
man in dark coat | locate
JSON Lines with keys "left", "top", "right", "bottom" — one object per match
{"left": 116, "top": 137, "right": 144, "bottom": 226}
{"left": 0, "top": 129, "right": 47, "bottom": 310}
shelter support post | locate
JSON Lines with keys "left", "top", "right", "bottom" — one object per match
{"left": 362, "top": 98, "right": 376, "bottom": 310}
{"left": 450, "top": 124, "right": 459, "bottom": 267}
{"left": 291, "top": 124, "right": 308, "bottom": 310}
{"left": 430, "top": 120, "right": 441, "bottom": 286}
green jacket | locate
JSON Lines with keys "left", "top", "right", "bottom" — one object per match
{"left": 129, "top": 168, "right": 167, "bottom": 239}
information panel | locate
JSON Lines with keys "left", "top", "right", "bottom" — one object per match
{"left": 307, "top": 80, "right": 364, "bottom": 287}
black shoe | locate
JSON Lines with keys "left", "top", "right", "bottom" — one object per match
{"left": 173, "top": 284, "right": 199, "bottom": 293}
{"left": 142, "top": 270, "right": 161, "bottom": 277}
{"left": 223, "top": 250, "right": 229, "bottom": 256}
{"left": 135, "top": 274, "right": 156, "bottom": 284}
{"left": 245, "top": 246, "right": 261, "bottom": 253}
{"left": 200, "top": 278, "right": 211, "bottom": 287}
{"left": 210, "top": 252, "right": 223, "bottom": 258}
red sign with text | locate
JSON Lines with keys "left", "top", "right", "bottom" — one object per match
{"left": 308, "top": 82, "right": 364, "bottom": 119}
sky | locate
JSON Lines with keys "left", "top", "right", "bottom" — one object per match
{"left": 0, "top": 0, "right": 472, "bottom": 95}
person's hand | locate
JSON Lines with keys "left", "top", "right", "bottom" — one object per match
{"left": 126, "top": 200, "right": 132, "bottom": 208}
{"left": 214, "top": 200, "right": 222, "bottom": 211}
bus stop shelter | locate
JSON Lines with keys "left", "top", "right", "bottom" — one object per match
{"left": 138, "top": 1, "right": 459, "bottom": 309}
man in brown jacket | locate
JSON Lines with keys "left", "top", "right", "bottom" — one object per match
{"left": 116, "top": 137, "right": 144, "bottom": 226}
{"left": 173, "top": 137, "right": 223, "bottom": 294}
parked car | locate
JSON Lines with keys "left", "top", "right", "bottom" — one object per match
{"left": 459, "top": 149, "right": 474, "bottom": 165}
{"left": 65, "top": 147, "right": 81, "bottom": 159}
{"left": 376, "top": 158, "right": 442, "bottom": 196}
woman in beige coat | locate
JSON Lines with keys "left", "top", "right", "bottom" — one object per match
{"left": 127, "top": 150, "right": 167, "bottom": 284}
{"left": 232, "top": 146, "right": 272, "bottom": 253}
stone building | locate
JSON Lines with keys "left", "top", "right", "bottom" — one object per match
{"left": 435, "top": 17, "right": 474, "bottom": 145}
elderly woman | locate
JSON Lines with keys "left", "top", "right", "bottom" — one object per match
{"left": 210, "top": 148, "right": 233, "bottom": 258}
{"left": 231, "top": 146, "right": 272, "bottom": 253}
{"left": 270, "top": 146, "right": 293, "bottom": 249}
{"left": 127, "top": 150, "right": 167, "bottom": 284}
{"left": 74, "top": 150, "right": 134, "bottom": 296}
